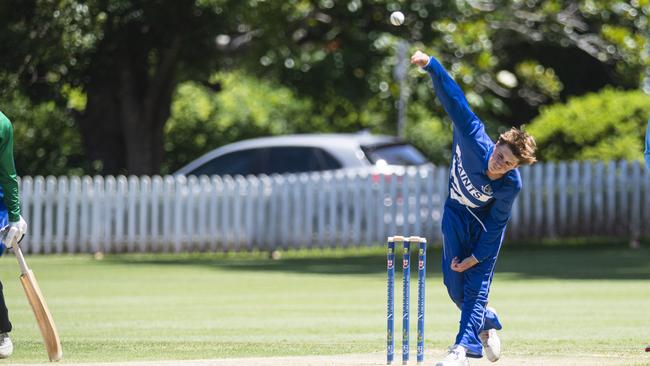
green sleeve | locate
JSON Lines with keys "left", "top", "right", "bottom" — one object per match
{"left": 0, "top": 112, "right": 21, "bottom": 222}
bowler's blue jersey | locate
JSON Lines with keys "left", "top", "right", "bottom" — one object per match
{"left": 423, "top": 57, "right": 521, "bottom": 262}
{"left": 645, "top": 118, "right": 650, "bottom": 170}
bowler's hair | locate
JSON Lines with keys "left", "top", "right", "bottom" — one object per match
{"left": 497, "top": 127, "right": 537, "bottom": 165}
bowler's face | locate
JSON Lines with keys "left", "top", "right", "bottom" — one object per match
{"left": 488, "top": 144, "right": 519, "bottom": 176}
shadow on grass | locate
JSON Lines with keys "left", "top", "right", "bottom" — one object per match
{"left": 104, "top": 240, "right": 650, "bottom": 280}
{"left": 496, "top": 246, "right": 650, "bottom": 280}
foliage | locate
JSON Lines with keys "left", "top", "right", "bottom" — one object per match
{"left": 164, "top": 68, "right": 455, "bottom": 172}
{"left": 1, "top": 0, "right": 249, "bottom": 174}
{"left": 163, "top": 71, "right": 319, "bottom": 174}
{"left": 235, "top": 0, "right": 650, "bottom": 129}
{"left": 2, "top": 1, "right": 650, "bottom": 174}
{"left": 0, "top": 1, "right": 100, "bottom": 102}
{"left": 0, "top": 93, "right": 88, "bottom": 176}
{"left": 405, "top": 104, "right": 452, "bottom": 165}
{"left": 526, "top": 88, "right": 650, "bottom": 162}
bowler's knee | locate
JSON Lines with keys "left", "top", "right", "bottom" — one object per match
{"left": 444, "top": 280, "right": 464, "bottom": 309}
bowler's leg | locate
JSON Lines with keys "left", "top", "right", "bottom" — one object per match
{"left": 455, "top": 258, "right": 498, "bottom": 357}
{"left": 483, "top": 307, "right": 502, "bottom": 331}
{"left": 440, "top": 207, "right": 470, "bottom": 309}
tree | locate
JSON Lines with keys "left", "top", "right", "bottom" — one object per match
{"left": 0, "top": 91, "right": 87, "bottom": 176}
{"left": 232, "top": 0, "right": 649, "bottom": 129}
{"left": 1, "top": 0, "right": 242, "bottom": 174}
{"left": 1, "top": 0, "right": 648, "bottom": 174}
{"left": 163, "top": 71, "right": 317, "bottom": 174}
{"left": 527, "top": 88, "right": 650, "bottom": 162}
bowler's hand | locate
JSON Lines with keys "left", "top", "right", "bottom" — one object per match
{"left": 451, "top": 256, "right": 479, "bottom": 272}
{"left": 410, "top": 50, "right": 430, "bottom": 68}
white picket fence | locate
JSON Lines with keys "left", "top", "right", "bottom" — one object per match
{"left": 511, "top": 160, "right": 650, "bottom": 240}
{"left": 14, "top": 160, "right": 650, "bottom": 254}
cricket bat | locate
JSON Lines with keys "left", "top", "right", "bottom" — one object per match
{"left": 13, "top": 244, "right": 63, "bottom": 361}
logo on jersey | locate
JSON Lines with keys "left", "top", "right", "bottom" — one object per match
{"left": 450, "top": 145, "right": 492, "bottom": 207}
{"left": 482, "top": 184, "right": 493, "bottom": 195}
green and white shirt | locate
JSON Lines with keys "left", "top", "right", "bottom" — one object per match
{"left": 0, "top": 111, "right": 21, "bottom": 222}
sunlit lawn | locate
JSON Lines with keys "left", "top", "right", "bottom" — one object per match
{"left": 0, "top": 242, "right": 647, "bottom": 363}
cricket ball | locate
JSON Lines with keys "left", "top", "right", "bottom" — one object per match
{"left": 390, "top": 11, "right": 404, "bottom": 26}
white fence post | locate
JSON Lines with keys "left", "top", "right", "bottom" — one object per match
{"left": 644, "top": 166, "right": 650, "bottom": 237}
{"left": 593, "top": 162, "right": 604, "bottom": 236}
{"left": 20, "top": 177, "right": 33, "bottom": 252}
{"left": 115, "top": 176, "right": 127, "bottom": 252}
{"left": 434, "top": 167, "right": 446, "bottom": 241}
{"left": 326, "top": 171, "right": 337, "bottom": 247}
{"left": 138, "top": 176, "right": 151, "bottom": 252}
{"left": 67, "top": 177, "right": 80, "bottom": 253}
{"left": 569, "top": 161, "right": 580, "bottom": 236}
{"left": 618, "top": 161, "right": 629, "bottom": 236}
{"left": 413, "top": 167, "right": 423, "bottom": 239}
{"left": 301, "top": 173, "right": 313, "bottom": 248}
{"left": 557, "top": 162, "right": 568, "bottom": 237}
{"left": 103, "top": 176, "right": 115, "bottom": 253}
{"left": 544, "top": 162, "right": 556, "bottom": 238}
{"left": 244, "top": 175, "right": 256, "bottom": 251}
{"left": 630, "top": 161, "right": 641, "bottom": 243}
{"left": 173, "top": 175, "right": 185, "bottom": 252}
{"left": 336, "top": 171, "right": 345, "bottom": 246}
{"left": 581, "top": 162, "right": 592, "bottom": 235}
{"left": 374, "top": 173, "right": 384, "bottom": 243}
{"left": 43, "top": 177, "right": 57, "bottom": 254}
{"left": 32, "top": 176, "right": 45, "bottom": 254}
{"left": 520, "top": 166, "right": 531, "bottom": 238}
{"left": 210, "top": 175, "right": 223, "bottom": 251}
{"left": 364, "top": 172, "right": 374, "bottom": 246}
{"left": 606, "top": 161, "right": 616, "bottom": 235}
{"left": 387, "top": 170, "right": 398, "bottom": 237}
{"left": 350, "top": 171, "right": 361, "bottom": 246}
{"left": 151, "top": 176, "right": 163, "bottom": 252}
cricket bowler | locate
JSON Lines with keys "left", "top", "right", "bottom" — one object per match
{"left": 411, "top": 51, "right": 537, "bottom": 366}
{"left": 0, "top": 110, "right": 28, "bottom": 358}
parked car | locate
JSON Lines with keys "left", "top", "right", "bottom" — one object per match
{"left": 174, "top": 132, "right": 429, "bottom": 176}
{"left": 174, "top": 133, "right": 436, "bottom": 243}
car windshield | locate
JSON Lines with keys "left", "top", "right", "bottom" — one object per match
{"left": 363, "top": 143, "right": 428, "bottom": 166}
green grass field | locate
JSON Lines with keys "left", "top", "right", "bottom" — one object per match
{"left": 0, "top": 242, "right": 648, "bottom": 364}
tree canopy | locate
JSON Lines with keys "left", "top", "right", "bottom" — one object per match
{"left": 527, "top": 88, "right": 650, "bottom": 162}
{"left": 0, "top": 0, "right": 648, "bottom": 175}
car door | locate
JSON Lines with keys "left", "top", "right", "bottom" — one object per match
{"left": 187, "top": 148, "right": 264, "bottom": 176}
{"left": 260, "top": 147, "right": 340, "bottom": 175}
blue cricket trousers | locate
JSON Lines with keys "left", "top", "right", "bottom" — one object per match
{"left": 441, "top": 199, "right": 503, "bottom": 358}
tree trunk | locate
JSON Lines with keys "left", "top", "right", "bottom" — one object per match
{"left": 80, "top": 34, "right": 181, "bottom": 175}
{"left": 79, "top": 59, "right": 126, "bottom": 175}
{"left": 121, "top": 37, "right": 180, "bottom": 175}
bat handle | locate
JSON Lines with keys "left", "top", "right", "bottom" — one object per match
{"left": 13, "top": 245, "right": 30, "bottom": 275}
